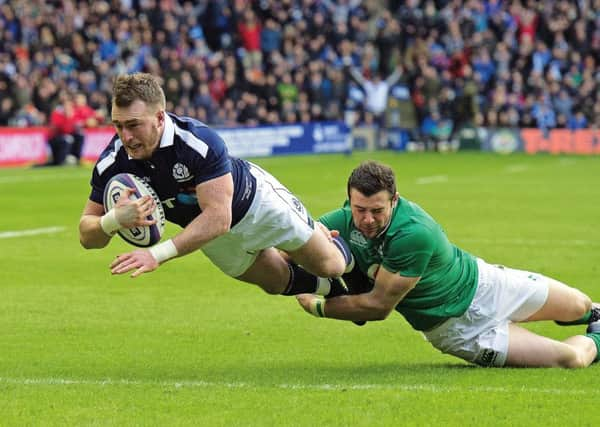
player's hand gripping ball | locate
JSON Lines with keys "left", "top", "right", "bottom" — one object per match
{"left": 103, "top": 173, "right": 165, "bottom": 247}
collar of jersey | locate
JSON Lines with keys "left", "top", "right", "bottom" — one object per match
{"left": 374, "top": 202, "right": 397, "bottom": 239}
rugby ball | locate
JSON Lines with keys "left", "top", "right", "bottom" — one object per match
{"left": 103, "top": 173, "right": 165, "bottom": 247}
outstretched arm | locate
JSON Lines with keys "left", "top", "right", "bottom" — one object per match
{"left": 385, "top": 65, "right": 403, "bottom": 87}
{"left": 344, "top": 57, "right": 367, "bottom": 88}
{"left": 297, "top": 265, "right": 420, "bottom": 321}
{"left": 110, "top": 173, "right": 234, "bottom": 277}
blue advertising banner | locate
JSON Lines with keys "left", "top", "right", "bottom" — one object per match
{"left": 216, "top": 122, "right": 351, "bottom": 158}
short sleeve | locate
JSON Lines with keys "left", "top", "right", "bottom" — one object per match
{"left": 383, "top": 224, "right": 435, "bottom": 277}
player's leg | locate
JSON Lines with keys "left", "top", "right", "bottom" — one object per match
{"left": 505, "top": 323, "right": 597, "bottom": 368}
{"left": 201, "top": 162, "right": 352, "bottom": 296}
{"left": 425, "top": 261, "right": 600, "bottom": 368}
{"left": 424, "top": 310, "right": 598, "bottom": 368}
{"left": 246, "top": 161, "right": 353, "bottom": 278}
{"left": 234, "top": 248, "right": 348, "bottom": 296}
{"left": 493, "top": 264, "right": 597, "bottom": 366}
{"left": 235, "top": 248, "right": 289, "bottom": 294}
{"left": 523, "top": 277, "right": 593, "bottom": 323}
{"left": 286, "top": 224, "right": 352, "bottom": 279}
{"left": 202, "top": 236, "right": 347, "bottom": 297}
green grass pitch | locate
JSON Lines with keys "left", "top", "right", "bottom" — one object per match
{"left": 1, "top": 151, "right": 600, "bottom": 426}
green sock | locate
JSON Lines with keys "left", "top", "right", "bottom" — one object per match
{"left": 585, "top": 332, "right": 600, "bottom": 363}
{"left": 555, "top": 311, "right": 592, "bottom": 326}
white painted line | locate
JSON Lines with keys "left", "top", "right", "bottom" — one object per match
{"left": 415, "top": 175, "right": 448, "bottom": 185}
{"left": 0, "top": 376, "right": 595, "bottom": 395}
{"left": 457, "top": 237, "right": 600, "bottom": 247}
{"left": 558, "top": 159, "right": 577, "bottom": 166}
{"left": 0, "top": 171, "right": 89, "bottom": 184}
{"left": 0, "top": 226, "right": 66, "bottom": 239}
{"left": 505, "top": 164, "right": 529, "bottom": 173}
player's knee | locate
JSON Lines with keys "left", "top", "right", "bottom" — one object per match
{"left": 572, "top": 293, "right": 592, "bottom": 319}
{"left": 558, "top": 341, "right": 595, "bottom": 369}
{"left": 311, "top": 256, "right": 346, "bottom": 278}
{"left": 260, "top": 285, "right": 282, "bottom": 295}
{"left": 560, "top": 353, "right": 588, "bottom": 369}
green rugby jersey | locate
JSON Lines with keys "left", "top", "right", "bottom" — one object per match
{"left": 320, "top": 198, "right": 479, "bottom": 331}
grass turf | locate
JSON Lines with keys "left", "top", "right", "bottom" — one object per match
{"left": 1, "top": 151, "right": 599, "bottom": 425}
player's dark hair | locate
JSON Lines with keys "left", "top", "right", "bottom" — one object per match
{"left": 112, "top": 73, "right": 166, "bottom": 110}
{"left": 347, "top": 161, "right": 396, "bottom": 198}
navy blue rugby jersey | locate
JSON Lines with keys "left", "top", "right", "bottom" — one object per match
{"left": 89, "top": 113, "right": 256, "bottom": 228}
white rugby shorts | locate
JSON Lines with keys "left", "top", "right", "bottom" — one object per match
{"left": 423, "top": 258, "right": 549, "bottom": 367}
{"left": 201, "top": 163, "right": 315, "bottom": 277}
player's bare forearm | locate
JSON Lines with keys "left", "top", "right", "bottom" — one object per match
{"left": 171, "top": 174, "right": 234, "bottom": 257}
{"left": 172, "top": 207, "right": 231, "bottom": 256}
{"left": 298, "top": 270, "right": 420, "bottom": 322}
{"left": 79, "top": 215, "right": 112, "bottom": 249}
{"left": 320, "top": 293, "right": 392, "bottom": 321}
{"left": 80, "top": 200, "right": 112, "bottom": 249}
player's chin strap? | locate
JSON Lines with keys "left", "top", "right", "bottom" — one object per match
{"left": 100, "top": 209, "right": 121, "bottom": 236}
{"left": 309, "top": 296, "right": 326, "bottom": 318}
{"left": 149, "top": 239, "right": 178, "bottom": 263}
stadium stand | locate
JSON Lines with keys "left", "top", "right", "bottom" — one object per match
{"left": 0, "top": 0, "right": 598, "bottom": 142}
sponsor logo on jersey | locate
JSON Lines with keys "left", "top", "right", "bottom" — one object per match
{"left": 350, "top": 229, "right": 368, "bottom": 248}
{"left": 291, "top": 197, "right": 304, "bottom": 214}
{"left": 172, "top": 163, "right": 193, "bottom": 182}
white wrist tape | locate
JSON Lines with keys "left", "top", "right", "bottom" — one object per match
{"left": 100, "top": 209, "right": 121, "bottom": 236}
{"left": 309, "top": 297, "right": 326, "bottom": 318}
{"left": 149, "top": 239, "right": 178, "bottom": 264}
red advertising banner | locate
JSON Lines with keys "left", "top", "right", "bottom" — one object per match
{"left": 0, "top": 126, "right": 114, "bottom": 167}
{"left": 0, "top": 127, "right": 49, "bottom": 167}
{"left": 522, "top": 129, "right": 600, "bottom": 154}
{"left": 80, "top": 127, "right": 114, "bottom": 162}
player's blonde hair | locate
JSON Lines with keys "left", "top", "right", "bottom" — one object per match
{"left": 112, "top": 73, "right": 166, "bottom": 111}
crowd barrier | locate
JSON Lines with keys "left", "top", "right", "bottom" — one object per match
{"left": 0, "top": 124, "right": 598, "bottom": 167}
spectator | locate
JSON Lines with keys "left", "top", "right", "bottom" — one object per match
{"left": 260, "top": 18, "right": 281, "bottom": 55}
{"left": 532, "top": 97, "right": 557, "bottom": 132}
{"left": 568, "top": 110, "right": 588, "bottom": 130}
{"left": 0, "top": 0, "right": 596, "bottom": 134}
{"left": 0, "top": 97, "right": 16, "bottom": 126}
{"left": 346, "top": 60, "right": 403, "bottom": 147}
{"left": 237, "top": 8, "right": 262, "bottom": 70}
{"left": 39, "top": 92, "right": 83, "bottom": 166}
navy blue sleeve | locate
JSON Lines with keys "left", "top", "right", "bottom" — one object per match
{"left": 187, "top": 125, "right": 232, "bottom": 186}
{"left": 89, "top": 137, "right": 121, "bottom": 204}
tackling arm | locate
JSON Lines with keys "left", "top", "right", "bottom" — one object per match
{"left": 298, "top": 265, "right": 420, "bottom": 322}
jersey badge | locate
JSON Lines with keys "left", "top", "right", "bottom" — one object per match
{"left": 172, "top": 163, "right": 193, "bottom": 182}
{"left": 350, "top": 230, "right": 368, "bottom": 248}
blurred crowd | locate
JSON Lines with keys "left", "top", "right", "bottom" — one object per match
{"left": 0, "top": 0, "right": 599, "bottom": 140}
